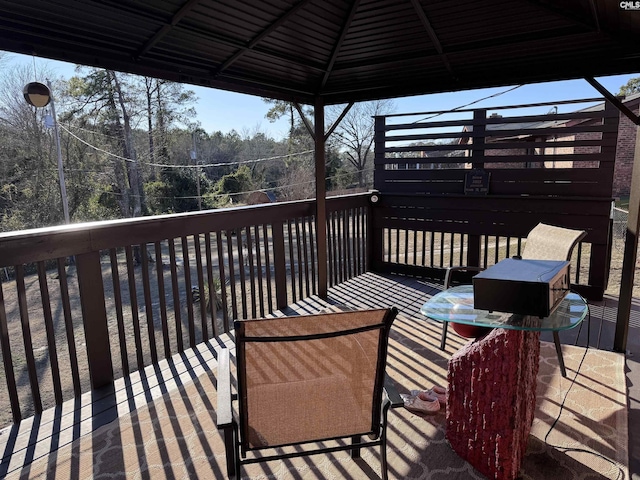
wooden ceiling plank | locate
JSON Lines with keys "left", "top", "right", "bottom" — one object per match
{"left": 321, "top": 0, "right": 361, "bottom": 89}
{"left": 216, "top": 0, "right": 317, "bottom": 75}
{"left": 408, "top": 0, "right": 456, "bottom": 80}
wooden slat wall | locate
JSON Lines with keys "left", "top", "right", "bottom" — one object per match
{"left": 372, "top": 100, "right": 619, "bottom": 300}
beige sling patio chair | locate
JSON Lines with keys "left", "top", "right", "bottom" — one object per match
{"left": 441, "top": 223, "right": 586, "bottom": 376}
{"left": 217, "top": 307, "right": 400, "bottom": 479}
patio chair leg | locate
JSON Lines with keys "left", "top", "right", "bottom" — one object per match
{"left": 351, "top": 435, "right": 361, "bottom": 459}
{"left": 553, "top": 331, "right": 567, "bottom": 378}
{"left": 440, "top": 322, "right": 449, "bottom": 350}
{"left": 222, "top": 425, "right": 236, "bottom": 477}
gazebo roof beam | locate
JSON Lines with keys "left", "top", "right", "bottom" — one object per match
{"left": 408, "top": 0, "right": 456, "bottom": 80}
{"left": 320, "top": 0, "right": 361, "bottom": 90}
{"left": 216, "top": 0, "right": 316, "bottom": 76}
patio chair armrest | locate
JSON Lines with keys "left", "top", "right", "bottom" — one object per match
{"left": 444, "top": 266, "right": 486, "bottom": 289}
{"left": 383, "top": 374, "right": 404, "bottom": 409}
{"left": 217, "top": 347, "right": 234, "bottom": 428}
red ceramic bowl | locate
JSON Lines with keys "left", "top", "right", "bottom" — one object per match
{"left": 452, "top": 322, "right": 492, "bottom": 339}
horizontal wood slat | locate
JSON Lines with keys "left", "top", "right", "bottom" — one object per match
{"left": 383, "top": 109, "right": 612, "bottom": 132}
{"left": 383, "top": 137, "right": 618, "bottom": 149}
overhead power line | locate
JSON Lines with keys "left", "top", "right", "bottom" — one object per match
{"left": 58, "top": 123, "right": 314, "bottom": 168}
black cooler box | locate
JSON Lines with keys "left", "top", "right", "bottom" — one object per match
{"left": 472, "top": 258, "right": 570, "bottom": 318}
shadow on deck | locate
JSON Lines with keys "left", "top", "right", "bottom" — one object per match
{"left": 0, "top": 272, "right": 637, "bottom": 479}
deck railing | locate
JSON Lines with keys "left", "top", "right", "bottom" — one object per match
{"left": 0, "top": 184, "right": 617, "bottom": 429}
{"left": 0, "top": 194, "right": 370, "bottom": 427}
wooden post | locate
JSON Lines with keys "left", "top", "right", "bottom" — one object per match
{"left": 471, "top": 109, "right": 486, "bottom": 168}
{"left": 373, "top": 116, "right": 386, "bottom": 191}
{"left": 76, "top": 251, "right": 114, "bottom": 388}
{"left": 315, "top": 97, "right": 328, "bottom": 299}
{"left": 466, "top": 109, "right": 486, "bottom": 267}
{"left": 615, "top": 122, "right": 640, "bottom": 352}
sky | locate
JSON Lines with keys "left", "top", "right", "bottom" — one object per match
{"left": 3, "top": 51, "right": 639, "bottom": 140}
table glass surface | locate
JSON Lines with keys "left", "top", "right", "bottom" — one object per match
{"left": 420, "top": 285, "right": 587, "bottom": 331}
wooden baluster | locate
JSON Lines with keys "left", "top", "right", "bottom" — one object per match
{"left": 193, "top": 234, "right": 208, "bottom": 339}
{"left": 124, "top": 246, "right": 144, "bottom": 372}
{"left": 36, "top": 261, "right": 62, "bottom": 405}
{"left": 0, "top": 280, "right": 21, "bottom": 422}
{"left": 168, "top": 239, "right": 184, "bottom": 352}
{"left": 181, "top": 237, "right": 196, "bottom": 347}
{"left": 57, "top": 258, "right": 81, "bottom": 396}
{"left": 154, "top": 241, "right": 171, "bottom": 359}
{"left": 140, "top": 244, "right": 157, "bottom": 364}
{"left": 109, "top": 249, "right": 129, "bottom": 374}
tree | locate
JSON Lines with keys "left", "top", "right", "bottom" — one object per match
{"left": 618, "top": 77, "right": 640, "bottom": 97}
{"left": 0, "top": 65, "right": 69, "bottom": 229}
{"left": 145, "top": 167, "right": 208, "bottom": 214}
{"left": 212, "top": 165, "right": 254, "bottom": 206}
{"left": 329, "top": 100, "right": 395, "bottom": 187}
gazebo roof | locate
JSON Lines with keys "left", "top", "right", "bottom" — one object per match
{"left": 1, "top": 0, "right": 640, "bottom": 105}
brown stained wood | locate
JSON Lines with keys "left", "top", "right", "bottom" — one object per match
{"left": 124, "top": 246, "right": 145, "bottom": 373}
{"left": 0, "top": 280, "right": 21, "bottom": 423}
{"left": 262, "top": 225, "right": 274, "bottom": 314}
{"left": 343, "top": 212, "right": 351, "bottom": 280}
{"left": 377, "top": 212, "right": 610, "bottom": 243}
{"left": 404, "top": 227, "right": 409, "bottom": 265}
{"left": 140, "top": 244, "right": 158, "bottom": 365}
{"left": 109, "top": 249, "right": 129, "bottom": 374}
{"left": 355, "top": 209, "right": 362, "bottom": 275}
{"left": 376, "top": 194, "right": 613, "bottom": 217}
{"left": 385, "top": 111, "right": 610, "bottom": 133}
{"left": 0, "top": 201, "right": 316, "bottom": 269}
{"left": 181, "top": 237, "right": 196, "bottom": 347}
{"left": 215, "top": 231, "right": 230, "bottom": 331}
{"left": 308, "top": 219, "right": 317, "bottom": 295}
{"left": 336, "top": 212, "right": 344, "bottom": 284}
{"left": 56, "top": 258, "right": 81, "bottom": 396}
{"left": 75, "top": 251, "right": 113, "bottom": 389}
{"left": 384, "top": 136, "right": 618, "bottom": 149}
{"left": 225, "top": 232, "right": 238, "bottom": 320}
{"left": 235, "top": 230, "right": 248, "bottom": 319}
{"left": 301, "top": 218, "right": 310, "bottom": 298}
{"left": 252, "top": 226, "right": 265, "bottom": 318}
{"left": 271, "top": 222, "right": 288, "bottom": 310}
{"left": 154, "top": 241, "right": 171, "bottom": 359}
{"left": 327, "top": 213, "right": 335, "bottom": 287}
{"left": 36, "top": 262, "right": 63, "bottom": 405}
{"left": 168, "top": 239, "right": 184, "bottom": 352}
{"left": 15, "top": 265, "right": 42, "bottom": 414}
{"left": 284, "top": 220, "right": 295, "bottom": 303}
{"left": 295, "top": 219, "right": 303, "bottom": 301}
{"left": 204, "top": 233, "right": 219, "bottom": 336}
{"left": 449, "top": 233, "right": 455, "bottom": 268}
{"left": 245, "top": 226, "right": 257, "bottom": 319}
{"left": 193, "top": 235, "right": 208, "bottom": 339}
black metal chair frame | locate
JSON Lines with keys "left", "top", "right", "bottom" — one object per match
{"left": 217, "top": 307, "right": 401, "bottom": 479}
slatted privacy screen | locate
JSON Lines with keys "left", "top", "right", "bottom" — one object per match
{"left": 372, "top": 99, "right": 619, "bottom": 299}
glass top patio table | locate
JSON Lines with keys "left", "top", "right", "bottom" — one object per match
{"left": 420, "top": 285, "right": 588, "bottom": 331}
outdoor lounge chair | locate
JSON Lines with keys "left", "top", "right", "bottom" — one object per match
{"left": 217, "top": 307, "right": 400, "bottom": 479}
{"left": 441, "top": 223, "right": 586, "bottom": 376}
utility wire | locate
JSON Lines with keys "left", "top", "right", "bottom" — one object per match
{"left": 412, "top": 84, "right": 524, "bottom": 124}
{"left": 58, "top": 123, "right": 313, "bottom": 168}
{"left": 94, "top": 166, "right": 373, "bottom": 201}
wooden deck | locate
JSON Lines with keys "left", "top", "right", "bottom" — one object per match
{"left": 1, "top": 271, "right": 637, "bottom": 478}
